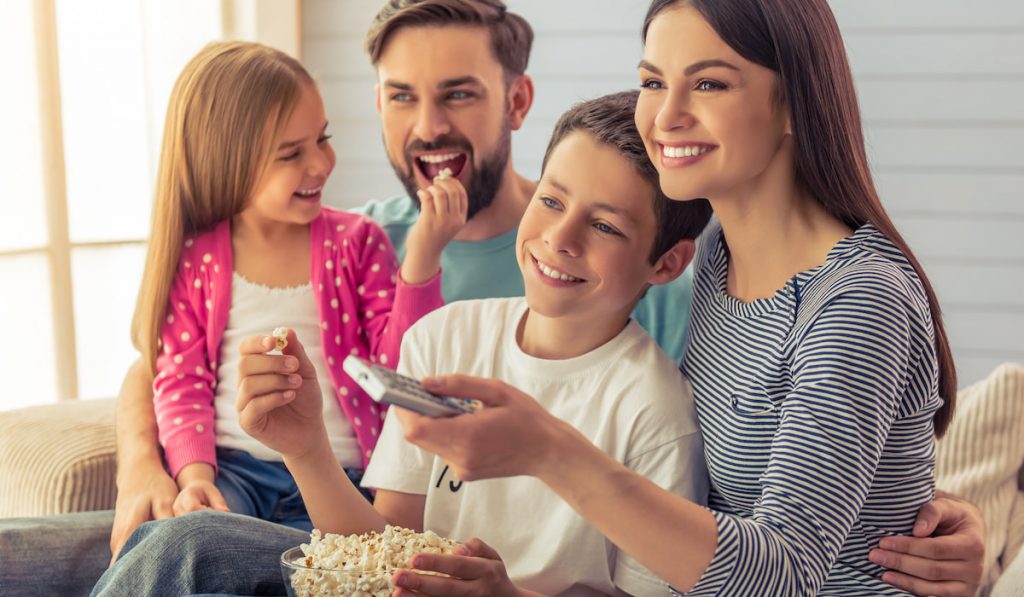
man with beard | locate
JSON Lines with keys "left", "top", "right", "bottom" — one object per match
{"left": 356, "top": 0, "right": 691, "bottom": 357}
{"left": 0, "top": 1, "right": 986, "bottom": 596}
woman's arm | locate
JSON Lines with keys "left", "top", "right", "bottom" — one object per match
{"left": 396, "top": 376, "right": 718, "bottom": 591}
{"left": 405, "top": 387, "right": 983, "bottom": 597}
{"left": 404, "top": 285, "right": 928, "bottom": 595}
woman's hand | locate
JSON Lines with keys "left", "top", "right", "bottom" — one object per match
{"left": 391, "top": 538, "right": 529, "bottom": 597}
{"left": 236, "top": 329, "right": 327, "bottom": 460}
{"left": 393, "top": 374, "right": 573, "bottom": 482}
{"left": 402, "top": 176, "right": 469, "bottom": 285}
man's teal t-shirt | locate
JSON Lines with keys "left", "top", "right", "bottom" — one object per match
{"left": 351, "top": 196, "right": 693, "bottom": 363}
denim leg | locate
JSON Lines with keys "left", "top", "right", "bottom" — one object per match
{"left": 0, "top": 510, "right": 114, "bottom": 597}
{"left": 273, "top": 505, "right": 314, "bottom": 532}
{"left": 214, "top": 448, "right": 279, "bottom": 518}
{"left": 90, "top": 510, "right": 306, "bottom": 597}
{"left": 214, "top": 449, "right": 369, "bottom": 529}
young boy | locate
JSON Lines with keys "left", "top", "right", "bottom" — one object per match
{"left": 238, "top": 91, "right": 713, "bottom": 596}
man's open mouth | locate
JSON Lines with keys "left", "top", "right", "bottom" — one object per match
{"left": 415, "top": 152, "right": 468, "bottom": 180}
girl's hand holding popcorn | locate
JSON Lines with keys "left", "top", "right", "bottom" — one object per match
{"left": 236, "top": 328, "right": 327, "bottom": 460}
{"left": 401, "top": 172, "right": 469, "bottom": 285}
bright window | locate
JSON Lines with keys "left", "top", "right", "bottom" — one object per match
{"left": 0, "top": 0, "right": 296, "bottom": 410}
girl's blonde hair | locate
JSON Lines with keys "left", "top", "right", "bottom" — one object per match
{"left": 132, "top": 41, "right": 313, "bottom": 373}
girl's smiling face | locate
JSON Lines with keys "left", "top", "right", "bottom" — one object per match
{"left": 635, "top": 4, "right": 791, "bottom": 203}
{"left": 244, "top": 82, "right": 336, "bottom": 227}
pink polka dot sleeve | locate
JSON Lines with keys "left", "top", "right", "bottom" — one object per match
{"left": 351, "top": 220, "right": 443, "bottom": 369}
{"left": 153, "top": 249, "right": 219, "bottom": 478}
{"left": 315, "top": 214, "right": 444, "bottom": 467}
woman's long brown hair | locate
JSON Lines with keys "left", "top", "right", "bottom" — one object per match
{"left": 643, "top": 0, "right": 957, "bottom": 436}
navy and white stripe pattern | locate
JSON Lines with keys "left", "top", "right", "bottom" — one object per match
{"left": 674, "top": 221, "right": 941, "bottom": 596}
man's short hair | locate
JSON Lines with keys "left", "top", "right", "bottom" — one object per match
{"left": 541, "top": 90, "right": 712, "bottom": 264}
{"left": 365, "top": 0, "right": 534, "bottom": 81}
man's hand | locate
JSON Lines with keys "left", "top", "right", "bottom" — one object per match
{"left": 402, "top": 175, "right": 469, "bottom": 285}
{"left": 109, "top": 358, "right": 176, "bottom": 564}
{"left": 109, "top": 463, "right": 177, "bottom": 564}
{"left": 869, "top": 492, "right": 985, "bottom": 596}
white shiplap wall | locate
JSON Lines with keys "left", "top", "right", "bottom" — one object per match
{"left": 302, "top": 0, "right": 1024, "bottom": 387}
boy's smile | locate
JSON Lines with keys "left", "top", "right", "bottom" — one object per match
{"left": 529, "top": 253, "right": 586, "bottom": 285}
{"left": 516, "top": 130, "right": 667, "bottom": 357}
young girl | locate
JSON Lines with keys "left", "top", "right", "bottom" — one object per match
{"left": 131, "top": 41, "right": 466, "bottom": 527}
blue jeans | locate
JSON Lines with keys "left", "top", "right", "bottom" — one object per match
{"left": 213, "top": 448, "right": 311, "bottom": 531}
{"left": 215, "top": 447, "right": 372, "bottom": 530}
{"left": 90, "top": 510, "right": 306, "bottom": 596}
{"left": 0, "top": 510, "right": 114, "bottom": 597}
{"left": 90, "top": 466, "right": 369, "bottom": 596}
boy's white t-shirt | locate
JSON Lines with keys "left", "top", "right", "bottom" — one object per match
{"left": 361, "top": 297, "right": 708, "bottom": 597}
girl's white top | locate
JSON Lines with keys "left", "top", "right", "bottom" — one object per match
{"left": 213, "top": 272, "right": 361, "bottom": 467}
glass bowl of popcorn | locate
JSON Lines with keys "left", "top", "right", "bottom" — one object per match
{"left": 281, "top": 546, "right": 392, "bottom": 597}
{"left": 281, "top": 526, "right": 458, "bottom": 597}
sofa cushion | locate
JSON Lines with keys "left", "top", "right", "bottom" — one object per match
{"left": 0, "top": 399, "right": 117, "bottom": 517}
{"left": 936, "top": 363, "right": 1024, "bottom": 592}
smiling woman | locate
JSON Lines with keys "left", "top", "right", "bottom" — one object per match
{"left": 385, "top": 1, "right": 983, "bottom": 595}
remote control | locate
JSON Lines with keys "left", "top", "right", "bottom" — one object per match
{"left": 343, "top": 356, "right": 480, "bottom": 417}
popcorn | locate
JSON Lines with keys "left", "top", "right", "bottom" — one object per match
{"left": 272, "top": 327, "right": 289, "bottom": 351}
{"left": 286, "top": 526, "right": 458, "bottom": 597}
{"left": 436, "top": 167, "right": 453, "bottom": 180}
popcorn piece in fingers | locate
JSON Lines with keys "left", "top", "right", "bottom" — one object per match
{"left": 436, "top": 167, "right": 453, "bottom": 180}
{"left": 272, "top": 327, "right": 289, "bottom": 352}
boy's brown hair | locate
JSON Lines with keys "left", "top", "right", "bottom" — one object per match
{"left": 365, "top": 0, "right": 534, "bottom": 82}
{"left": 541, "top": 90, "right": 712, "bottom": 264}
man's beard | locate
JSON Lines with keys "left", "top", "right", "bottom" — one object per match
{"left": 387, "top": 121, "right": 511, "bottom": 221}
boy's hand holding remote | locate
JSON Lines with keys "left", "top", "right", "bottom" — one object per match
{"left": 236, "top": 328, "right": 327, "bottom": 461}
